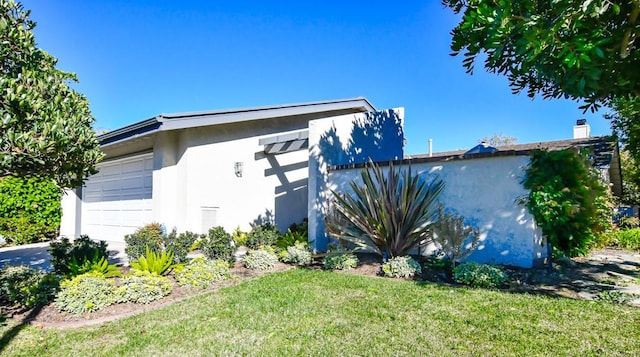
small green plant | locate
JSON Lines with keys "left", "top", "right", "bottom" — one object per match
{"left": 200, "top": 226, "right": 236, "bottom": 264}
{"left": 174, "top": 257, "right": 230, "bottom": 288}
{"left": 281, "top": 241, "right": 313, "bottom": 265}
{"left": 232, "top": 226, "right": 248, "bottom": 246}
{"left": 164, "top": 229, "right": 200, "bottom": 264}
{"left": 67, "top": 253, "right": 122, "bottom": 278}
{"left": 381, "top": 256, "right": 422, "bottom": 278}
{"left": 55, "top": 273, "right": 117, "bottom": 315}
{"left": 245, "top": 224, "right": 280, "bottom": 250}
{"left": 323, "top": 252, "right": 359, "bottom": 270}
{"left": 275, "top": 219, "right": 308, "bottom": 249}
{"left": 453, "top": 262, "right": 508, "bottom": 288}
{"left": 595, "top": 290, "right": 639, "bottom": 305}
{"left": 124, "top": 223, "right": 165, "bottom": 260}
{"left": 0, "top": 265, "right": 60, "bottom": 308}
{"left": 130, "top": 247, "right": 174, "bottom": 276}
{"left": 598, "top": 229, "right": 640, "bottom": 251}
{"left": 49, "top": 235, "right": 108, "bottom": 275}
{"left": 431, "top": 205, "right": 481, "bottom": 268}
{"left": 243, "top": 249, "right": 278, "bottom": 270}
{"left": 115, "top": 272, "right": 172, "bottom": 304}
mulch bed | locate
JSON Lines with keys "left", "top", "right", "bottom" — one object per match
{"left": 3, "top": 248, "right": 638, "bottom": 329}
{"left": 2, "top": 262, "right": 293, "bottom": 329}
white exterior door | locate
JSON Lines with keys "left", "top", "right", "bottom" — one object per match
{"left": 81, "top": 153, "right": 154, "bottom": 242}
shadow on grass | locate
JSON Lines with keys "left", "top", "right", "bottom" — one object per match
{"left": 0, "top": 304, "right": 43, "bottom": 353}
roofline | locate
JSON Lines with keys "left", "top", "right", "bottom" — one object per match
{"left": 158, "top": 97, "right": 376, "bottom": 119}
{"left": 96, "top": 97, "right": 375, "bottom": 146}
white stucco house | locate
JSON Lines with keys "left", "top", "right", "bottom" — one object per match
{"left": 60, "top": 97, "right": 620, "bottom": 269}
{"left": 59, "top": 97, "right": 379, "bottom": 244}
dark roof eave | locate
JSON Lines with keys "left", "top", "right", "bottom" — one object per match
{"left": 96, "top": 97, "right": 374, "bottom": 146}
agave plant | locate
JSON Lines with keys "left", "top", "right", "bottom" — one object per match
{"left": 326, "top": 160, "right": 444, "bottom": 259}
{"left": 130, "top": 247, "right": 175, "bottom": 276}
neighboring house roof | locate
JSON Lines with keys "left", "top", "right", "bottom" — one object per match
{"left": 407, "top": 136, "right": 618, "bottom": 168}
{"left": 98, "top": 97, "right": 376, "bottom": 146}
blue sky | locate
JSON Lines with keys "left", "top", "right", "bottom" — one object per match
{"left": 24, "top": 0, "right": 612, "bottom": 154}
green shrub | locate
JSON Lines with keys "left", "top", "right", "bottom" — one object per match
{"left": 245, "top": 224, "right": 280, "bottom": 250}
{"left": 326, "top": 160, "right": 444, "bottom": 259}
{"left": 232, "top": 226, "right": 248, "bottom": 246}
{"left": 67, "top": 254, "right": 122, "bottom": 278}
{"left": 55, "top": 273, "right": 117, "bottom": 314}
{"left": 0, "top": 265, "right": 60, "bottom": 308}
{"left": 598, "top": 229, "right": 640, "bottom": 251}
{"left": 521, "top": 149, "right": 614, "bottom": 257}
{"left": 381, "top": 256, "right": 422, "bottom": 278}
{"left": 200, "top": 226, "right": 236, "bottom": 264}
{"left": 0, "top": 217, "right": 52, "bottom": 245}
{"left": 115, "top": 273, "right": 172, "bottom": 304}
{"left": 453, "top": 262, "right": 508, "bottom": 288}
{"left": 49, "top": 236, "right": 108, "bottom": 275}
{"left": 164, "top": 229, "right": 200, "bottom": 264}
{"left": 282, "top": 242, "right": 312, "bottom": 265}
{"left": 243, "top": 249, "right": 278, "bottom": 270}
{"left": 124, "top": 223, "right": 165, "bottom": 260}
{"left": 174, "top": 257, "right": 230, "bottom": 288}
{"left": 130, "top": 247, "right": 174, "bottom": 276}
{"left": 323, "top": 252, "right": 359, "bottom": 270}
{"left": 0, "top": 176, "right": 62, "bottom": 244}
{"left": 617, "top": 216, "right": 640, "bottom": 229}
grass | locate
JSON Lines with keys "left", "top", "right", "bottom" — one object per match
{"left": 2, "top": 268, "right": 639, "bottom": 356}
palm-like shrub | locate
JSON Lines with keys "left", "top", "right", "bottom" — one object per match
{"left": 326, "top": 160, "right": 444, "bottom": 259}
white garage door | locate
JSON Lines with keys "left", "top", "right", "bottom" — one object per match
{"left": 82, "top": 153, "right": 154, "bottom": 242}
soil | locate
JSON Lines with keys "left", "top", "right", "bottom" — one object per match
{"left": 3, "top": 248, "right": 639, "bottom": 330}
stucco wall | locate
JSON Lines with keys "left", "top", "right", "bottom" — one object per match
{"left": 323, "top": 155, "right": 545, "bottom": 268}
{"left": 308, "top": 108, "right": 405, "bottom": 251}
{"left": 155, "top": 118, "right": 310, "bottom": 234}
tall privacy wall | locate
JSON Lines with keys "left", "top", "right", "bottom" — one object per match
{"left": 308, "top": 108, "right": 405, "bottom": 251}
{"left": 321, "top": 154, "right": 545, "bottom": 268}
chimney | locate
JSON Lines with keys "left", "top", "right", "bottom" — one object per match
{"left": 573, "top": 119, "right": 590, "bottom": 139}
{"left": 428, "top": 139, "right": 433, "bottom": 157}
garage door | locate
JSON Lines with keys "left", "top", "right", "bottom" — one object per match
{"left": 82, "top": 153, "right": 154, "bottom": 242}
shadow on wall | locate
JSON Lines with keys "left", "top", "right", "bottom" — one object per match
{"left": 318, "top": 110, "right": 404, "bottom": 166}
{"left": 311, "top": 109, "right": 405, "bottom": 251}
{"left": 251, "top": 209, "right": 276, "bottom": 228}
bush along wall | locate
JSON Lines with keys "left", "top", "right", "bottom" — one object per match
{"left": 521, "top": 149, "right": 613, "bottom": 257}
{"left": 0, "top": 176, "right": 62, "bottom": 245}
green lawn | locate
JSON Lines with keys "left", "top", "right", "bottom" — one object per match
{"left": 2, "top": 269, "right": 639, "bottom": 356}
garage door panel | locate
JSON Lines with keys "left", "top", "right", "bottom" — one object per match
{"left": 82, "top": 153, "right": 153, "bottom": 242}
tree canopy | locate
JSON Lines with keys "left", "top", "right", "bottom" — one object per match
{"left": 443, "top": 0, "right": 639, "bottom": 112}
{"left": 0, "top": 0, "right": 103, "bottom": 188}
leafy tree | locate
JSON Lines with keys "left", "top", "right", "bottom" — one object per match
{"left": 618, "top": 149, "right": 640, "bottom": 205}
{"left": 443, "top": 0, "right": 640, "bottom": 112}
{"left": 479, "top": 133, "right": 517, "bottom": 147}
{"left": 0, "top": 0, "right": 103, "bottom": 188}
